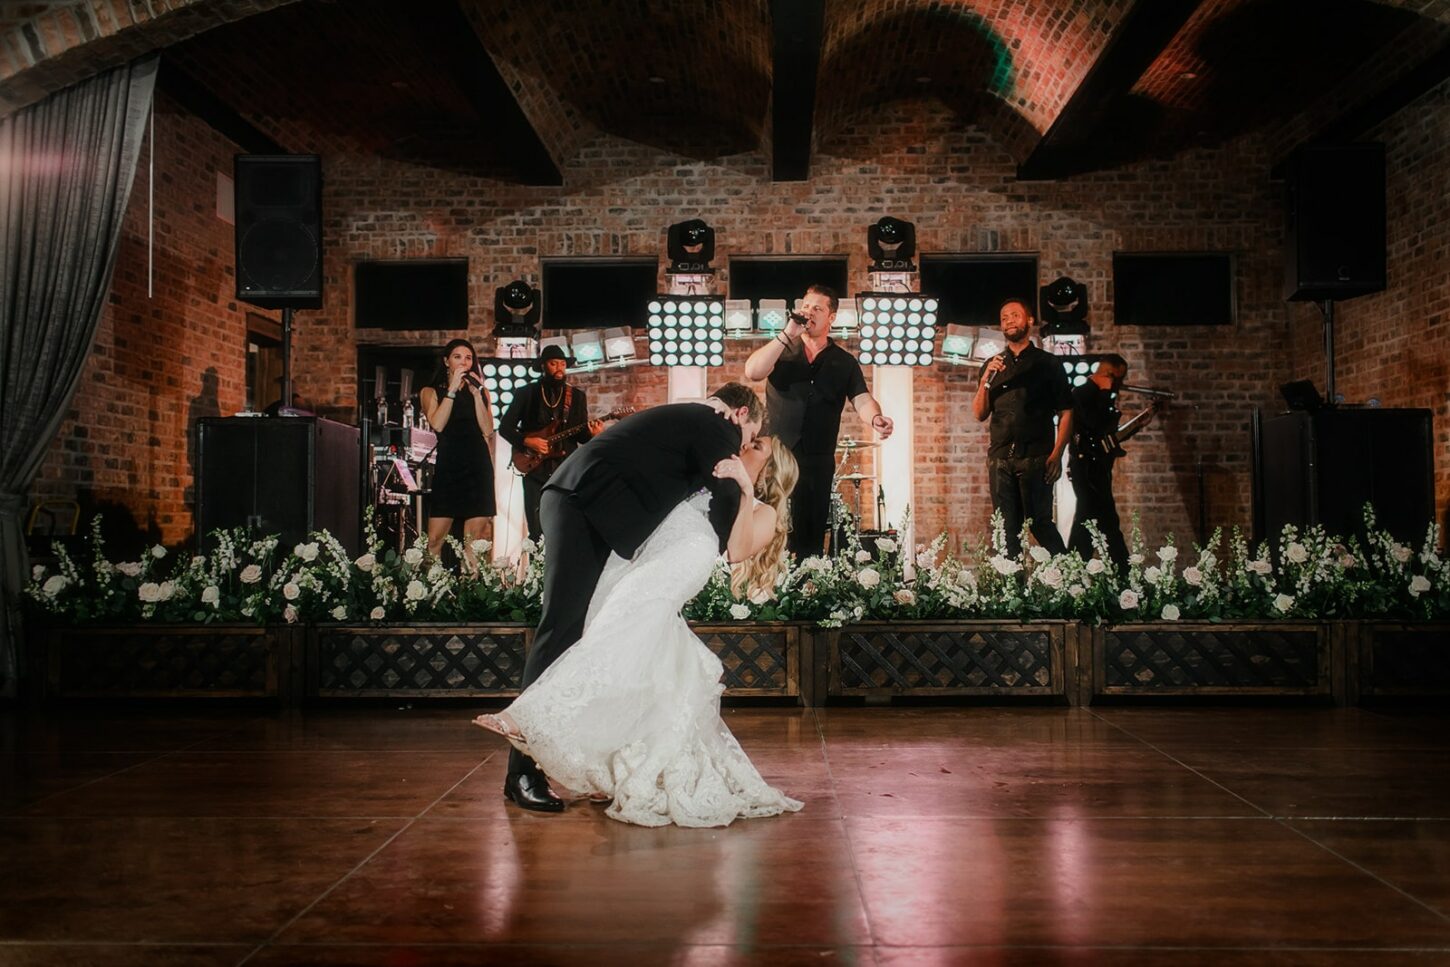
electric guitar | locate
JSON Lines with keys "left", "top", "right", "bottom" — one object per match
{"left": 511, "top": 407, "right": 634, "bottom": 475}
{"left": 1083, "top": 399, "right": 1164, "bottom": 458}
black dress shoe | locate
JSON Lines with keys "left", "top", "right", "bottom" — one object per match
{"left": 503, "top": 772, "right": 565, "bottom": 812}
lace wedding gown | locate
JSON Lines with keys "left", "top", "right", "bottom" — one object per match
{"left": 500, "top": 492, "right": 803, "bottom": 827}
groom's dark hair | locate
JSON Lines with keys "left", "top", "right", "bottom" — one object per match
{"left": 710, "top": 381, "right": 765, "bottom": 424}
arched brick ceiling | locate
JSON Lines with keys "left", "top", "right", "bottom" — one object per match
{"left": 462, "top": 0, "right": 772, "bottom": 161}
{"left": 815, "top": 0, "right": 1135, "bottom": 155}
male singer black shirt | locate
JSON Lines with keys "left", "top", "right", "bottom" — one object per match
{"left": 765, "top": 340, "right": 868, "bottom": 455}
{"left": 978, "top": 343, "right": 1072, "bottom": 458}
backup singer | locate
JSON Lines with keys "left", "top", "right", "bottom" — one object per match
{"left": 497, "top": 344, "right": 603, "bottom": 541}
{"left": 973, "top": 297, "right": 1071, "bottom": 558}
{"left": 743, "top": 284, "right": 893, "bottom": 559}
{"left": 420, "top": 339, "right": 496, "bottom": 568}
{"left": 1068, "top": 354, "right": 1155, "bottom": 574}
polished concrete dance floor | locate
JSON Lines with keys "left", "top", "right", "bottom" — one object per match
{"left": 3, "top": 703, "right": 1450, "bottom": 965}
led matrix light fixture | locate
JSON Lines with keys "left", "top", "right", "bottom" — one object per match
{"left": 478, "top": 358, "right": 535, "bottom": 424}
{"left": 856, "top": 294, "right": 937, "bottom": 366}
{"left": 646, "top": 297, "right": 726, "bottom": 367}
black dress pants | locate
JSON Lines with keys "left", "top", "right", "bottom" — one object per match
{"left": 1068, "top": 457, "right": 1128, "bottom": 574}
{"left": 988, "top": 455, "right": 1066, "bottom": 558}
{"left": 788, "top": 453, "right": 837, "bottom": 560}
{"left": 521, "top": 473, "right": 546, "bottom": 542}
{"left": 507, "top": 487, "right": 613, "bottom": 780}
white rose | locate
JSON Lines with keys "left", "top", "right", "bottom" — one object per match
{"left": 748, "top": 587, "right": 771, "bottom": 605}
{"left": 855, "top": 549, "right": 872, "bottom": 563}
{"left": 283, "top": 604, "right": 298, "bottom": 623}
{"left": 1285, "top": 542, "right": 1308, "bottom": 564}
{"left": 1339, "top": 554, "right": 1356, "bottom": 569}
{"left": 427, "top": 564, "right": 447, "bottom": 583}
{"left": 240, "top": 564, "right": 263, "bottom": 584}
{"left": 990, "top": 556, "right": 1022, "bottom": 576}
{"left": 1157, "top": 546, "right": 1178, "bottom": 563}
{"left": 151, "top": 545, "right": 167, "bottom": 559}
{"left": 857, "top": 568, "right": 881, "bottom": 589}
{"left": 1029, "top": 545, "right": 1051, "bottom": 564}
{"left": 117, "top": 561, "right": 143, "bottom": 577}
{"left": 330, "top": 605, "right": 347, "bottom": 620}
{"left": 1393, "top": 544, "right": 1413, "bottom": 563}
{"left": 1086, "top": 559, "right": 1106, "bottom": 576}
{"left": 403, "top": 548, "right": 424, "bottom": 566}
{"left": 404, "top": 579, "right": 427, "bottom": 602}
{"left": 1161, "top": 604, "right": 1181, "bottom": 621}
{"left": 138, "top": 582, "right": 161, "bottom": 603}
{"left": 1183, "top": 566, "right": 1203, "bottom": 587}
{"left": 729, "top": 603, "right": 751, "bottom": 620}
{"left": 1248, "top": 560, "right": 1272, "bottom": 576}
{"left": 41, "top": 574, "right": 68, "bottom": 596}
{"left": 1145, "top": 566, "right": 1162, "bottom": 584}
{"left": 804, "top": 556, "right": 831, "bottom": 573}
{"left": 471, "top": 539, "right": 492, "bottom": 556}
{"left": 1274, "top": 593, "right": 1295, "bottom": 614}
{"left": 1129, "top": 553, "right": 1144, "bottom": 566}
{"left": 893, "top": 589, "right": 916, "bottom": 606}
{"left": 157, "top": 581, "right": 176, "bottom": 601}
{"left": 369, "top": 606, "right": 386, "bottom": 620}
{"left": 200, "top": 585, "right": 220, "bottom": 606}
{"left": 1200, "top": 552, "right": 1218, "bottom": 571}
{"left": 877, "top": 538, "right": 897, "bottom": 553}
{"left": 31, "top": 564, "right": 45, "bottom": 580}
{"left": 916, "top": 551, "right": 936, "bottom": 569}
{"left": 354, "top": 553, "right": 376, "bottom": 571}
{"left": 520, "top": 538, "right": 539, "bottom": 555}
{"left": 294, "top": 542, "right": 319, "bottom": 562}
{"left": 1037, "top": 566, "right": 1063, "bottom": 589}
{"left": 1409, "top": 575, "right": 1431, "bottom": 597}
{"left": 1118, "top": 589, "right": 1140, "bottom": 610}
{"left": 282, "top": 582, "right": 301, "bottom": 601}
{"left": 1067, "top": 584, "right": 1084, "bottom": 598}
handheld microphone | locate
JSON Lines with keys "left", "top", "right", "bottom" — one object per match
{"left": 984, "top": 353, "right": 1006, "bottom": 387}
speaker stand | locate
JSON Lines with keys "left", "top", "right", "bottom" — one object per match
{"left": 280, "top": 306, "right": 294, "bottom": 412}
{"left": 1317, "top": 299, "right": 1336, "bottom": 404}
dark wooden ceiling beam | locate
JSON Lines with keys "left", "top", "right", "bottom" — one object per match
{"left": 418, "top": 0, "right": 562, "bottom": 187}
{"left": 770, "top": 0, "right": 825, "bottom": 182}
{"left": 157, "top": 57, "right": 286, "bottom": 155}
{"left": 1016, "top": 0, "right": 1203, "bottom": 181}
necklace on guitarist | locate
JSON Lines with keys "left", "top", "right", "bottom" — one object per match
{"left": 540, "top": 382, "right": 564, "bottom": 411}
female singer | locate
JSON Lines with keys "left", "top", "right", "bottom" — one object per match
{"left": 420, "top": 338, "right": 495, "bottom": 569}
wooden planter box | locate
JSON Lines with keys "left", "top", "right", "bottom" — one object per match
{"left": 40, "top": 624, "right": 298, "bottom": 702}
{"left": 1345, "top": 621, "right": 1450, "bottom": 703}
{"left": 818, "top": 621, "right": 1077, "bottom": 704}
{"left": 310, "top": 623, "right": 532, "bottom": 699}
{"left": 1092, "top": 621, "right": 1334, "bottom": 702}
{"left": 691, "top": 622, "right": 807, "bottom": 704}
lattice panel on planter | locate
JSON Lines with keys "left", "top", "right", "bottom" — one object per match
{"left": 693, "top": 626, "right": 794, "bottom": 695}
{"left": 833, "top": 626, "right": 1057, "bottom": 694}
{"left": 315, "top": 626, "right": 528, "bottom": 696}
{"left": 53, "top": 629, "right": 275, "bottom": 696}
{"left": 1364, "top": 624, "right": 1450, "bottom": 694}
{"left": 1101, "top": 626, "right": 1325, "bottom": 692}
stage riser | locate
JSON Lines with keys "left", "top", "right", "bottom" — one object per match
{"left": 28, "top": 621, "right": 1448, "bottom": 707}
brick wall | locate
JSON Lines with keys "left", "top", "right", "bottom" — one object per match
{"left": 53, "top": 90, "right": 1446, "bottom": 555}
{"left": 1287, "top": 74, "right": 1450, "bottom": 538}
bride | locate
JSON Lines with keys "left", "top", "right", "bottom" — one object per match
{"left": 474, "top": 435, "right": 801, "bottom": 828}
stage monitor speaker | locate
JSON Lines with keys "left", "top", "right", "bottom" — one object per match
{"left": 234, "top": 154, "right": 322, "bottom": 310}
{"left": 1256, "top": 409, "right": 1434, "bottom": 546}
{"left": 1284, "top": 143, "right": 1386, "bottom": 302}
{"left": 197, "top": 416, "right": 359, "bottom": 553}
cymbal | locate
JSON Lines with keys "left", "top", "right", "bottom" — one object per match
{"left": 837, "top": 473, "right": 875, "bottom": 482}
{"left": 836, "top": 437, "right": 879, "bottom": 450}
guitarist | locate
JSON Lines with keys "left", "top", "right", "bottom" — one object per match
{"left": 498, "top": 344, "right": 604, "bottom": 541}
{"left": 1067, "top": 354, "right": 1157, "bottom": 574}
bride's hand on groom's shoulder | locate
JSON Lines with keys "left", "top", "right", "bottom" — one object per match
{"left": 713, "top": 455, "right": 752, "bottom": 494}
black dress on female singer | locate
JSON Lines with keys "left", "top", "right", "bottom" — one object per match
{"left": 427, "top": 377, "right": 496, "bottom": 521}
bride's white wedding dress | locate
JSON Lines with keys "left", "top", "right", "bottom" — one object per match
{"left": 499, "top": 491, "right": 803, "bottom": 827}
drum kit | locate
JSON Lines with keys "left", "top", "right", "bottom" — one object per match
{"left": 827, "top": 437, "right": 882, "bottom": 552}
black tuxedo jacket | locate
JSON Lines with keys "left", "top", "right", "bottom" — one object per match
{"left": 546, "top": 402, "right": 743, "bottom": 558}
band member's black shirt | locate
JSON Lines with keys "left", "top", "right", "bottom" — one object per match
{"left": 977, "top": 343, "right": 1072, "bottom": 459}
{"left": 766, "top": 340, "right": 869, "bottom": 456}
{"left": 1070, "top": 380, "right": 1120, "bottom": 464}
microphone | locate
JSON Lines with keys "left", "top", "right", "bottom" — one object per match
{"left": 984, "top": 353, "right": 1006, "bottom": 387}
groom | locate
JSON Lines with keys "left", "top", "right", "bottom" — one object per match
{"left": 504, "top": 382, "right": 765, "bottom": 811}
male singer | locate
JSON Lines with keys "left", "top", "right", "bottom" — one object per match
{"left": 743, "top": 284, "right": 893, "bottom": 559}
{"left": 972, "top": 297, "right": 1072, "bottom": 558}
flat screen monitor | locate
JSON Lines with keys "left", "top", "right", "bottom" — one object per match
{"left": 728, "top": 257, "right": 849, "bottom": 307}
{"left": 541, "top": 259, "right": 659, "bottom": 329}
{"left": 354, "top": 259, "right": 469, "bottom": 330}
{"left": 919, "top": 256, "right": 1038, "bottom": 329}
{"left": 1113, "top": 253, "right": 1235, "bottom": 326}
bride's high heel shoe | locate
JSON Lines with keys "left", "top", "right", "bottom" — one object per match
{"left": 472, "top": 712, "right": 525, "bottom": 743}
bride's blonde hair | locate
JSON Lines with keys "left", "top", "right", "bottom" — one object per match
{"left": 731, "top": 437, "right": 799, "bottom": 600}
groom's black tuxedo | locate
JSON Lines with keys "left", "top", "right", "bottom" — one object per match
{"left": 508, "top": 402, "right": 744, "bottom": 787}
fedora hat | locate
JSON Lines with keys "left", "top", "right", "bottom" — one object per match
{"left": 532, "top": 343, "right": 574, "bottom": 371}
